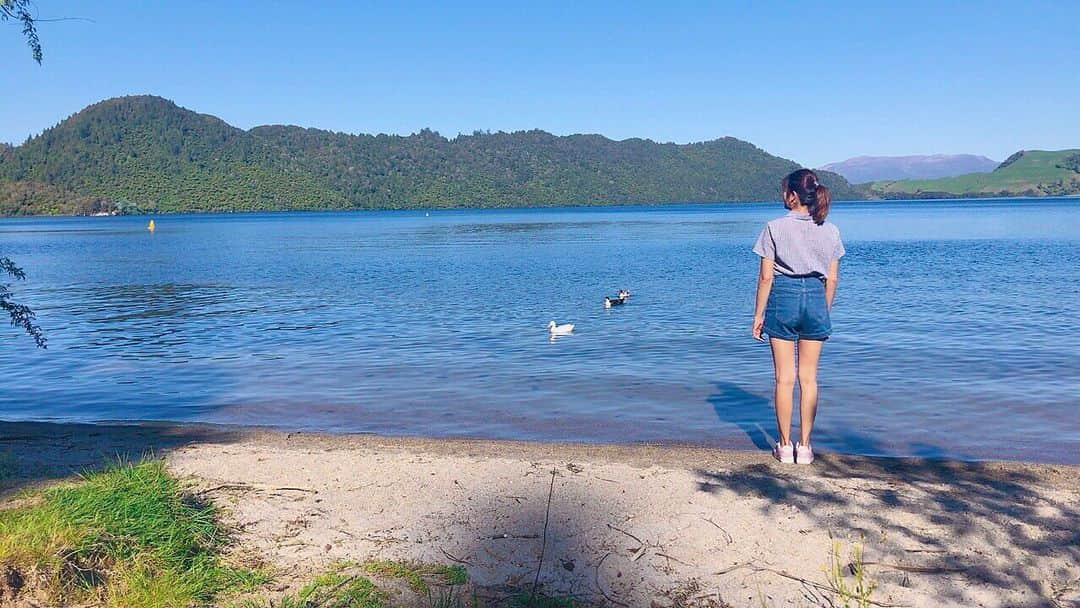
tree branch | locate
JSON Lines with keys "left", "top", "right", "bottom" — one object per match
{"left": 1, "top": 0, "right": 42, "bottom": 63}
{"left": 1, "top": 256, "right": 47, "bottom": 348}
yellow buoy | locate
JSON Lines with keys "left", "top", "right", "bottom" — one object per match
{"left": 147, "top": 219, "right": 155, "bottom": 232}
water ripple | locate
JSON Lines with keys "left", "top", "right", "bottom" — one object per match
{"left": 0, "top": 200, "right": 1077, "bottom": 463}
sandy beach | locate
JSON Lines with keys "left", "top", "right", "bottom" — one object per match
{"left": 1, "top": 421, "right": 1077, "bottom": 607}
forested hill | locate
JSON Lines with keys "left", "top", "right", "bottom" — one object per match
{"left": 0, "top": 96, "right": 345, "bottom": 215}
{"left": 0, "top": 95, "right": 863, "bottom": 215}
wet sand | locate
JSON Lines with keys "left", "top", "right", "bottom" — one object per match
{"left": 1, "top": 421, "right": 1078, "bottom": 607}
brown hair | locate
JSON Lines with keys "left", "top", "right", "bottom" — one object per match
{"left": 781, "top": 169, "right": 830, "bottom": 225}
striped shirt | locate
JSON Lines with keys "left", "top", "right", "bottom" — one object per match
{"left": 752, "top": 211, "right": 845, "bottom": 279}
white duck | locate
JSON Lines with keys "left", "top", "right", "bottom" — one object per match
{"left": 547, "top": 320, "right": 575, "bottom": 335}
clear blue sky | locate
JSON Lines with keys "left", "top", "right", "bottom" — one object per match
{"left": 2, "top": 1, "right": 1077, "bottom": 167}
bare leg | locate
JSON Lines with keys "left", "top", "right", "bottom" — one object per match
{"left": 796, "top": 339, "right": 824, "bottom": 445}
{"left": 769, "top": 338, "right": 797, "bottom": 445}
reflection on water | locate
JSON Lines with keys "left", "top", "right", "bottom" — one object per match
{"left": 1, "top": 199, "right": 1078, "bottom": 464}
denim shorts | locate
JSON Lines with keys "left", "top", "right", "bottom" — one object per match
{"left": 764, "top": 274, "right": 832, "bottom": 341}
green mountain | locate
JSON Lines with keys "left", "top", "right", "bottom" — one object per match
{"left": 0, "top": 96, "right": 345, "bottom": 215}
{"left": 0, "top": 95, "right": 863, "bottom": 215}
{"left": 870, "top": 149, "right": 1080, "bottom": 198}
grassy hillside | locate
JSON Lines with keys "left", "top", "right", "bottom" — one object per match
{"left": 0, "top": 95, "right": 862, "bottom": 215}
{"left": 871, "top": 149, "right": 1080, "bottom": 198}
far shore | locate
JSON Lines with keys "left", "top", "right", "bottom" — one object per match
{"left": 2, "top": 420, "right": 1078, "bottom": 607}
{"left": 4, "top": 194, "right": 1079, "bottom": 220}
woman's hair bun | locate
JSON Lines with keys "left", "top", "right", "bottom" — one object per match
{"left": 781, "top": 169, "right": 831, "bottom": 225}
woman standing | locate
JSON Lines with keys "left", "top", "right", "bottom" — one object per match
{"left": 751, "top": 169, "right": 845, "bottom": 464}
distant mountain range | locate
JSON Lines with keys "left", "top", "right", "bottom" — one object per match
{"left": 869, "top": 150, "right": 1080, "bottom": 198}
{"left": 0, "top": 95, "right": 863, "bottom": 216}
{"left": 820, "top": 154, "right": 999, "bottom": 184}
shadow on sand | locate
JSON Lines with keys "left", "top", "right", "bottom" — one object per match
{"left": 694, "top": 448, "right": 1079, "bottom": 605}
{"left": 0, "top": 421, "right": 242, "bottom": 499}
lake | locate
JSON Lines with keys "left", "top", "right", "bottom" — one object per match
{"left": 1, "top": 199, "right": 1078, "bottom": 464}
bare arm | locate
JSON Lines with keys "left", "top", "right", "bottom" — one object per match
{"left": 752, "top": 257, "right": 774, "bottom": 340}
{"left": 825, "top": 259, "right": 840, "bottom": 311}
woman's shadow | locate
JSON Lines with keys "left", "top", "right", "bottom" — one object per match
{"left": 706, "top": 382, "right": 914, "bottom": 458}
{"left": 706, "top": 382, "right": 775, "bottom": 451}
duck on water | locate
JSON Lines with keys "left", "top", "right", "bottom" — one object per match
{"left": 604, "top": 289, "right": 631, "bottom": 308}
{"left": 547, "top": 321, "right": 575, "bottom": 335}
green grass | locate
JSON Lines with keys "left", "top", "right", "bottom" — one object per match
{"left": 235, "top": 560, "right": 469, "bottom": 608}
{"left": 361, "top": 559, "right": 468, "bottom": 594}
{"left": 871, "top": 149, "right": 1080, "bottom": 196}
{"left": 439, "top": 564, "right": 469, "bottom": 586}
{"left": 826, "top": 542, "right": 876, "bottom": 608}
{"left": 0, "top": 459, "right": 265, "bottom": 607}
{"left": 235, "top": 569, "right": 387, "bottom": 608}
{"left": 506, "top": 592, "right": 582, "bottom": 608}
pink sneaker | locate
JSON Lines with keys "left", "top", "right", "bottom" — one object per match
{"left": 795, "top": 443, "right": 814, "bottom": 465}
{"left": 773, "top": 442, "right": 794, "bottom": 464}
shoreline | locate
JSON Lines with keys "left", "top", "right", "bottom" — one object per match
{"left": 1, "top": 418, "right": 1076, "bottom": 468}
{"left": 2, "top": 420, "right": 1078, "bottom": 607}
{"left": 3, "top": 195, "right": 1077, "bottom": 220}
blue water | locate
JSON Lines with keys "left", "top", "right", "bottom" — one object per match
{"left": 2, "top": 199, "right": 1078, "bottom": 464}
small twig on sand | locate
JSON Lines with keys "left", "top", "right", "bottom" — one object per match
{"left": 196, "top": 483, "right": 252, "bottom": 495}
{"left": 363, "top": 534, "right": 405, "bottom": 545}
{"left": 595, "top": 552, "right": 629, "bottom": 607}
{"left": 863, "top": 561, "right": 967, "bottom": 574}
{"left": 196, "top": 483, "right": 317, "bottom": 496}
{"left": 271, "top": 486, "right": 318, "bottom": 493}
{"left": 439, "top": 546, "right": 473, "bottom": 566}
{"left": 529, "top": 468, "right": 557, "bottom": 602}
{"left": 701, "top": 516, "right": 733, "bottom": 545}
{"left": 716, "top": 562, "right": 908, "bottom": 608}
{"left": 655, "top": 552, "right": 693, "bottom": 567}
{"left": 606, "top": 523, "right": 644, "bottom": 547}
{"left": 800, "top": 580, "right": 831, "bottom": 606}
{"left": 608, "top": 523, "right": 664, "bottom": 563}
